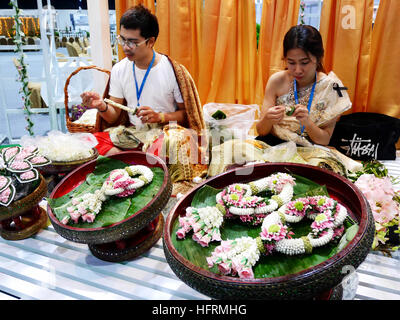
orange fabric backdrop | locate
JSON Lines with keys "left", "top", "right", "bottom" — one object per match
{"left": 115, "top": 0, "right": 156, "bottom": 61}
{"left": 197, "top": 0, "right": 258, "bottom": 104}
{"left": 255, "top": 0, "right": 300, "bottom": 105}
{"left": 367, "top": 0, "right": 400, "bottom": 118}
{"left": 320, "top": 0, "right": 373, "bottom": 113}
{"left": 155, "top": 0, "right": 202, "bottom": 83}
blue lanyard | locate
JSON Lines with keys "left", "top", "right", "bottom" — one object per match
{"left": 133, "top": 50, "right": 156, "bottom": 107}
{"left": 294, "top": 72, "right": 317, "bottom": 135}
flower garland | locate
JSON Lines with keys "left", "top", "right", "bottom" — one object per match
{"left": 9, "top": 0, "right": 34, "bottom": 136}
{"left": 217, "top": 173, "right": 296, "bottom": 226}
{"left": 0, "top": 146, "right": 51, "bottom": 207}
{"left": 176, "top": 172, "right": 349, "bottom": 279}
{"left": 206, "top": 196, "right": 347, "bottom": 279}
{"left": 61, "top": 165, "right": 154, "bottom": 225}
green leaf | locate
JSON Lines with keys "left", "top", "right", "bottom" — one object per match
{"left": 346, "top": 224, "right": 359, "bottom": 241}
{"left": 191, "top": 185, "right": 221, "bottom": 208}
{"left": 211, "top": 110, "right": 227, "bottom": 120}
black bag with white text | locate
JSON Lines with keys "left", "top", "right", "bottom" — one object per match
{"left": 330, "top": 112, "right": 400, "bottom": 160}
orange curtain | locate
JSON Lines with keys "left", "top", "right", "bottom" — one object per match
{"left": 255, "top": 0, "right": 300, "bottom": 105}
{"left": 319, "top": 0, "right": 373, "bottom": 113}
{"left": 115, "top": 0, "right": 156, "bottom": 61}
{"left": 155, "top": 0, "right": 202, "bottom": 83}
{"left": 197, "top": 0, "right": 258, "bottom": 104}
{"left": 367, "top": 0, "right": 400, "bottom": 118}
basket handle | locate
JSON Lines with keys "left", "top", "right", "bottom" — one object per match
{"left": 64, "top": 65, "right": 111, "bottom": 123}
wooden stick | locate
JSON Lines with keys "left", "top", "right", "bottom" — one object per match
{"left": 104, "top": 98, "right": 137, "bottom": 115}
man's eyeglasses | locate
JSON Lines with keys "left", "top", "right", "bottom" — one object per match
{"left": 116, "top": 35, "right": 149, "bottom": 49}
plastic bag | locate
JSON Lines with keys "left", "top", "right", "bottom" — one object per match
{"left": 20, "top": 130, "right": 98, "bottom": 162}
{"left": 262, "top": 141, "right": 297, "bottom": 162}
{"left": 203, "top": 103, "right": 259, "bottom": 144}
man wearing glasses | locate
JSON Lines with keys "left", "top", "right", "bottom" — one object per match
{"left": 81, "top": 4, "right": 189, "bottom": 157}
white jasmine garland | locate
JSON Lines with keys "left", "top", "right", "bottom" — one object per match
{"left": 62, "top": 165, "right": 153, "bottom": 225}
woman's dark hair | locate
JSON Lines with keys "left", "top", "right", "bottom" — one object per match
{"left": 120, "top": 4, "right": 159, "bottom": 40}
{"left": 283, "top": 25, "right": 325, "bottom": 72}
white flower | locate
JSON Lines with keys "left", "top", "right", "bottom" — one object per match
{"left": 333, "top": 204, "right": 347, "bottom": 227}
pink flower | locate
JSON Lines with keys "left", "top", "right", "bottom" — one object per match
{"left": 178, "top": 217, "right": 192, "bottom": 233}
{"left": 333, "top": 225, "right": 345, "bottom": 240}
{"left": 355, "top": 174, "right": 400, "bottom": 224}
{"left": 220, "top": 241, "right": 232, "bottom": 253}
{"left": 82, "top": 213, "right": 95, "bottom": 223}
{"left": 0, "top": 187, "right": 11, "bottom": 203}
{"left": 197, "top": 234, "right": 211, "bottom": 247}
{"left": 29, "top": 156, "right": 47, "bottom": 164}
{"left": 206, "top": 257, "right": 214, "bottom": 268}
{"left": 20, "top": 170, "right": 35, "bottom": 180}
{"left": 70, "top": 210, "right": 81, "bottom": 224}
{"left": 218, "top": 262, "right": 232, "bottom": 276}
{"left": 211, "top": 230, "right": 222, "bottom": 242}
{"left": 176, "top": 228, "right": 186, "bottom": 239}
{"left": 78, "top": 207, "right": 87, "bottom": 215}
{"left": 238, "top": 267, "right": 254, "bottom": 279}
{"left": 193, "top": 221, "right": 205, "bottom": 233}
{"left": 0, "top": 176, "right": 8, "bottom": 189}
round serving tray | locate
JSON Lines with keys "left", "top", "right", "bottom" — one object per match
{"left": 0, "top": 206, "right": 48, "bottom": 240}
{"left": 39, "top": 148, "right": 99, "bottom": 175}
{"left": 0, "top": 174, "right": 47, "bottom": 221}
{"left": 47, "top": 151, "right": 172, "bottom": 245}
{"left": 163, "top": 163, "right": 375, "bottom": 300}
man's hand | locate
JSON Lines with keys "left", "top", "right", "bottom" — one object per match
{"left": 80, "top": 91, "right": 107, "bottom": 111}
{"left": 137, "top": 106, "right": 162, "bottom": 123}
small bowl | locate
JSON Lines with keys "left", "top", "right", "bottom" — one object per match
{"left": 39, "top": 148, "right": 99, "bottom": 175}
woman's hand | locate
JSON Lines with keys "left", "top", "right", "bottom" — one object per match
{"left": 263, "top": 105, "right": 286, "bottom": 125}
{"left": 292, "top": 104, "right": 312, "bottom": 127}
{"left": 137, "top": 106, "right": 162, "bottom": 124}
{"left": 80, "top": 91, "right": 107, "bottom": 111}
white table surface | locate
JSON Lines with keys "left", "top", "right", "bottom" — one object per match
{"left": 0, "top": 158, "right": 399, "bottom": 300}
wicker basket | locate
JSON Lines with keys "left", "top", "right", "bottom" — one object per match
{"left": 64, "top": 65, "right": 110, "bottom": 133}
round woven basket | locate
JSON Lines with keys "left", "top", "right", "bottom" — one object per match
{"left": 0, "top": 174, "right": 47, "bottom": 221}
{"left": 64, "top": 65, "right": 110, "bottom": 133}
{"left": 39, "top": 148, "right": 99, "bottom": 175}
{"left": 163, "top": 163, "right": 375, "bottom": 300}
{"left": 47, "top": 151, "right": 172, "bottom": 245}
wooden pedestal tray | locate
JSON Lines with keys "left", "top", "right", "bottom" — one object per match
{"left": 47, "top": 151, "right": 172, "bottom": 262}
{"left": 163, "top": 163, "right": 375, "bottom": 300}
{"left": 0, "top": 174, "right": 48, "bottom": 240}
{"left": 38, "top": 148, "right": 99, "bottom": 176}
{"left": 88, "top": 214, "right": 164, "bottom": 262}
